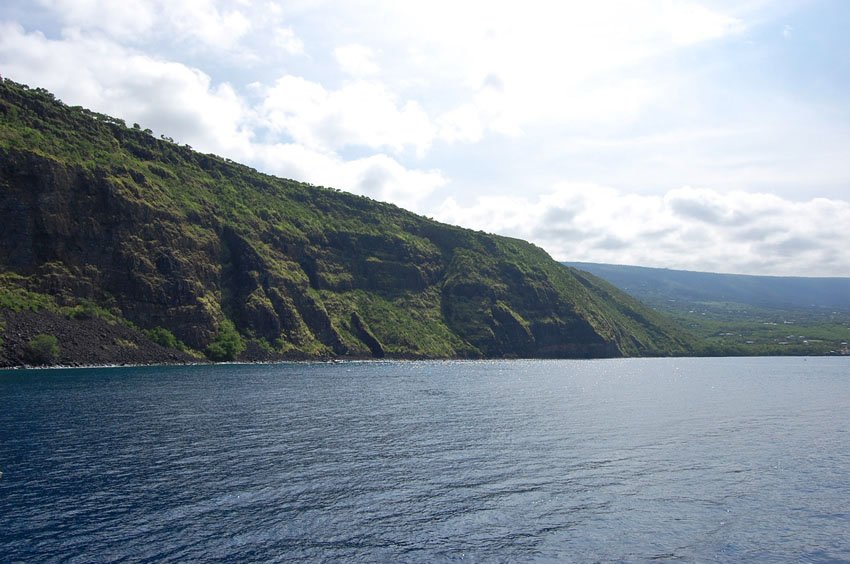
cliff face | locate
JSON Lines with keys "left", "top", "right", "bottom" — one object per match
{"left": 0, "top": 79, "right": 694, "bottom": 364}
{"left": 1, "top": 149, "right": 221, "bottom": 349}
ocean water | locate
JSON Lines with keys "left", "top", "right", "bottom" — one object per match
{"left": 1, "top": 357, "right": 849, "bottom": 562}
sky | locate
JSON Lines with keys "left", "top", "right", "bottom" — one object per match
{"left": 1, "top": 0, "right": 849, "bottom": 276}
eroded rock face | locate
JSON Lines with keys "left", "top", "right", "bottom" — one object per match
{"left": 0, "top": 80, "right": 695, "bottom": 362}
{"left": 0, "top": 147, "right": 676, "bottom": 360}
{"left": 1, "top": 149, "right": 220, "bottom": 349}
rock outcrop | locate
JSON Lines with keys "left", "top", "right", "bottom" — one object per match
{"left": 0, "top": 79, "right": 694, "bottom": 365}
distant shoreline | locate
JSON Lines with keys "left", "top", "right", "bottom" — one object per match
{"left": 3, "top": 354, "right": 847, "bottom": 373}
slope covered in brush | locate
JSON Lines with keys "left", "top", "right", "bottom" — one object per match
{"left": 0, "top": 79, "right": 693, "bottom": 363}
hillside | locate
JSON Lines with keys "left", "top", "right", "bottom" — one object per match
{"left": 563, "top": 262, "right": 850, "bottom": 312}
{"left": 0, "top": 79, "right": 694, "bottom": 365}
{"left": 564, "top": 262, "right": 850, "bottom": 355}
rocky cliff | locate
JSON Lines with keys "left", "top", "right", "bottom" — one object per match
{"left": 0, "top": 79, "right": 694, "bottom": 365}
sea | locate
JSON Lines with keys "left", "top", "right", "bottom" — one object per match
{"left": 1, "top": 357, "right": 848, "bottom": 562}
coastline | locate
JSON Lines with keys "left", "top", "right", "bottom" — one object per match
{"left": 2, "top": 353, "right": 844, "bottom": 372}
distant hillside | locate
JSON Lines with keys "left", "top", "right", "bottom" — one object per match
{"left": 563, "top": 262, "right": 850, "bottom": 313}
{"left": 0, "top": 79, "right": 695, "bottom": 366}
{"left": 563, "top": 262, "right": 850, "bottom": 355}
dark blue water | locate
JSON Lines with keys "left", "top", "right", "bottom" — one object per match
{"left": 1, "top": 358, "right": 849, "bottom": 562}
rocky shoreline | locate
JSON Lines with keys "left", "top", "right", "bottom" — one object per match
{"left": 0, "top": 309, "right": 466, "bottom": 368}
{"left": 0, "top": 310, "right": 196, "bottom": 368}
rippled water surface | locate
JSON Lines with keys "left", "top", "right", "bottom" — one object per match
{"left": 2, "top": 357, "right": 849, "bottom": 561}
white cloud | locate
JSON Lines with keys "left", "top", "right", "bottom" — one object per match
{"left": 437, "top": 103, "right": 487, "bottom": 144}
{"left": 334, "top": 44, "right": 379, "bottom": 77}
{"left": 34, "top": 0, "right": 253, "bottom": 49}
{"left": 36, "top": 0, "right": 157, "bottom": 39}
{"left": 0, "top": 22, "right": 253, "bottom": 153}
{"left": 662, "top": 1, "right": 743, "bottom": 45}
{"left": 436, "top": 77, "right": 523, "bottom": 143}
{"left": 166, "top": 0, "right": 251, "bottom": 49}
{"left": 250, "top": 144, "right": 446, "bottom": 210}
{"left": 338, "top": 0, "right": 744, "bottom": 137}
{"left": 15, "top": 0, "right": 749, "bottom": 151}
{"left": 435, "top": 184, "right": 850, "bottom": 276}
{"left": 273, "top": 27, "right": 304, "bottom": 55}
{"left": 259, "top": 75, "right": 435, "bottom": 155}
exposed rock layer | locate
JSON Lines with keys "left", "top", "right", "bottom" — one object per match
{"left": 0, "top": 79, "right": 693, "bottom": 365}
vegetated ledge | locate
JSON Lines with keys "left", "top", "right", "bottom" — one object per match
{"left": 0, "top": 77, "right": 697, "bottom": 367}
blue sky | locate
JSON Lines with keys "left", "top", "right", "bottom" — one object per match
{"left": 2, "top": 0, "right": 849, "bottom": 275}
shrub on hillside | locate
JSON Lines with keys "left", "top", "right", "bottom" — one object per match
{"left": 146, "top": 326, "right": 180, "bottom": 349}
{"left": 25, "top": 334, "right": 60, "bottom": 365}
{"left": 205, "top": 319, "right": 245, "bottom": 361}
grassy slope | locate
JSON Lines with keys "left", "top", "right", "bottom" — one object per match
{"left": 0, "top": 79, "right": 695, "bottom": 360}
{"left": 565, "top": 262, "right": 850, "bottom": 355}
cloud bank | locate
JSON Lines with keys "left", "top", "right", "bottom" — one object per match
{"left": 1, "top": 0, "right": 849, "bottom": 275}
{"left": 437, "top": 186, "right": 850, "bottom": 277}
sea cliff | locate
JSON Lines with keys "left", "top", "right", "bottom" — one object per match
{"left": 0, "top": 79, "right": 693, "bottom": 365}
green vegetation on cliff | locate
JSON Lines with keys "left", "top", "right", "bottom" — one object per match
{"left": 565, "top": 262, "right": 850, "bottom": 356}
{"left": 0, "top": 79, "right": 694, "bottom": 364}
{"left": 24, "top": 334, "right": 60, "bottom": 365}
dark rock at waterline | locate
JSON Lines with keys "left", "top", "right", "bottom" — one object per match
{"left": 0, "top": 310, "right": 195, "bottom": 367}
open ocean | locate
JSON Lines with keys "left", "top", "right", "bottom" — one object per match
{"left": 1, "top": 357, "right": 849, "bottom": 562}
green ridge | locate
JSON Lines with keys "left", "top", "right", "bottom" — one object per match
{"left": 564, "top": 261, "right": 850, "bottom": 356}
{"left": 0, "top": 79, "right": 694, "bottom": 363}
